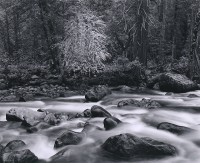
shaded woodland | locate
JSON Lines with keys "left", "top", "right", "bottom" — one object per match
{"left": 0, "top": 0, "right": 200, "bottom": 89}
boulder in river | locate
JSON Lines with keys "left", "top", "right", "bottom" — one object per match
{"left": 27, "top": 122, "right": 52, "bottom": 133}
{"left": 83, "top": 109, "right": 91, "bottom": 118}
{"left": 157, "top": 122, "right": 194, "bottom": 135}
{"left": 91, "top": 105, "right": 111, "bottom": 118}
{"left": 187, "top": 94, "right": 199, "bottom": 98}
{"left": 1, "top": 149, "right": 38, "bottom": 163}
{"left": 118, "top": 98, "right": 161, "bottom": 109}
{"left": 54, "top": 130, "right": 85, "bottom": 149}
{"left": 147, "top": 73, "right": 198, "bottom": 93}
{"left": 54, "top": 112, "right": 69, "bottom": 123}
{"left": 102, "top": 133, "right": 177, "bottom": 158}
{"left": 21, "top": 118, "right": 40, "bottom": 127}
{"left": 85, "top": 85, "right": 111, "bottom": 102}
{"left": 104, "top": 117, "right": 121, "bottom": 130}
{"left": 4, "top": 140, "right": 26, "bottom": 153}
{"left": 44, "top": 113, "right": 58, "bottom": 125}
{"left": 6, "top": 108, "right": 46, "bottom": 122}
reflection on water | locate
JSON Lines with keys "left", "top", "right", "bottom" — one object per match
{"left": 1, "top": 89, "right": 200, "bottom": 162}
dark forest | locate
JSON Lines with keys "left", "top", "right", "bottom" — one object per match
{"left": 0, "top": 1, "right": 200, "bottom": 163}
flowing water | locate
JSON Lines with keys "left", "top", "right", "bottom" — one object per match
{"left": 1, "top": 88, "right": 200, "bottom": 163}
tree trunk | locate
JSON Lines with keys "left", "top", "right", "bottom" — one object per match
{"left": 135, "top": 0, "right": 149, "bottom": 67}
{"left": 5, "top": 12, "right": 13, "bottom": 57}
{"left": 190, "top": 9, "right": 200, "bottom": 78}
{"left": 38, "top": 0, "right": 60, "bottom": 72}
{"left": 159, "top": 0, "right": 167, "bottom": 63}
{"left": 172, "top": 0, "right": 178, "bottom": 60}
{"left": 13, "top": 10, "right": 20, "bottom": 53}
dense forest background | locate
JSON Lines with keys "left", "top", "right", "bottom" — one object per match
{"left": 0, "top": 0, "right": 200, "bottom": 89}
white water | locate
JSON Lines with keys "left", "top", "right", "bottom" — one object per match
{"left": 1, "top": 89, "right": 200, "bottom": 162}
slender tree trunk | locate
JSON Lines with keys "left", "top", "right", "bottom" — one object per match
{"left": 172, "top": 0, "right": 178, "bottom": 60}
{"left": 190, "top": 9, "right": 200, "bottom": 78}
{"left": 159, "top": 0, "right": 166, "bottom": 63}
{"left": 135, "top": 0, "right": 149, "bottom": 67}
{"left": 13, "top": 10, "right": 20, "bottom": 53}
{"left": 5, "top": 12, "right": 12, "bottom": 57}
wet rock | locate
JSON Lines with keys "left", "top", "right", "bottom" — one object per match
{"left": 82, "top": 123, "right": 103, "bottom": 133}
{"left": 21, "top": 118, "right": 40, "bottom": 127}
{"left": 6, "top": 108, "right": 46, "bottom": 122}
{"left": 44, "top": 113, "right": 57, "bottom": 125}
{"left": 27, "top": 122, "right": 52, "bottom": 133}
{"left": 67, "top": 113, "right": 78, "bottom": 120}
{"left": 54, "top": 130, "right": 85, "bottom": 148}
{"left": 118, "top": 98, "right": 161, "bottom": 109}
{"left": 148, "top": 73, "right": 198, "bottom": 93}
{"left": 83, "top": 109, "right": 91, "bottom": 118}
{"left": 76, "top": 110, "right": 92, "bottom": 118}
{"left": 85, "top": 85, "right": 111, "bottom": 102}
{"left": 104, "top": 117, "right": 121, "bottom": 130}
{"left": 4, "top": 140, "right": 26, "bottom": 153}
{"left": 1, "top": 149, "right": 38, "bottom": 163}
{"left": 91, "top": 105, "right": 111, "bottom": 118}
{"left": 102, "top": 133, "right": 177, "bottom": 158}
{"left": 188, "top": 94, "right": 199, "bottom": 98}
{"left": 54, "top": 113, "right": 68, "bottom": 122}
{"left": 77, "top": 122, "right": 85, "bottom": 128}
{"left": 157, "top": 122, "right": 194, "bottom": 135}
{"left": 37, "top": 109, "right": 46, "bottom": 113}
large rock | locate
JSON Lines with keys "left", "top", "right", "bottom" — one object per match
{"left": 85, "top": 85, "right": 111, "bottom": 102}
{"left": 4, "top": 140, "right": 26, "bottom": 153}
{"left": 188, "top": 94, "right": 199, "bottom": 98}
{"left": 91, "top": 105, "right": 111, "bottom": 118}
{"left": 104, "top": 117, "right": 121, "bottom": 130}
{"left": 102, "top": 133, "right": 177, "bottom": 158}
{"left": 157, "top": 122, "right": 194, "bottom": 135}
{"left": 1, "top": 149, "right": 38, "bottom": 163}
{"left": 147, "top": 73, "right": 198, "bottom": 93}
{"left": 54, "top": 113, "right": 68, "bottom": 123}
{"left": 6, "top": 108, "right": 46, "bottom": 122}
{"left": 54, "top": 130, "right": 85, "bottom": 149}
{"left": 21, "top": 118, "right": 40, "bottom": 127}
{"left": 44, "top": 113, "right": 57, "bottom": 125}
{"left": 118, "top": 98, "right": 161, "bottom": 109}
{"left": 82, "top": 109, "right": 91, "bottom": 118}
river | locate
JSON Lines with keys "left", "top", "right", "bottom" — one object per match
{"left": 1, "top": 88, "right": 200, "bottom": 163}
